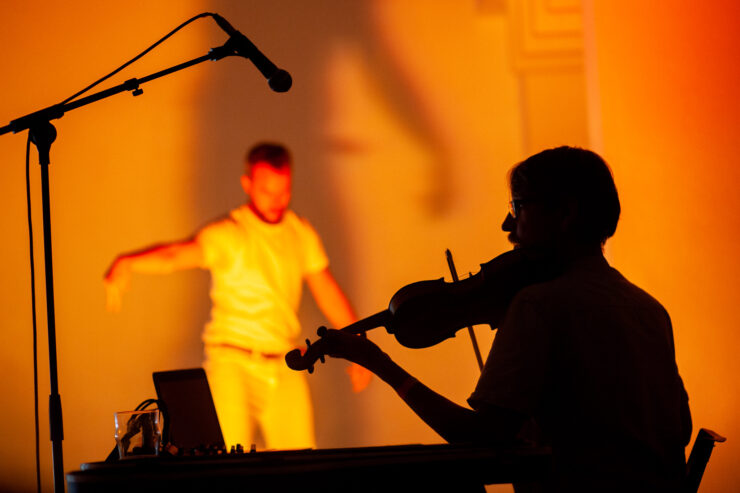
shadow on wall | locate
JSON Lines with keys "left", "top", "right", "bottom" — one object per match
{"left": 195, "top": 0, "right": 454, "bottom": 448}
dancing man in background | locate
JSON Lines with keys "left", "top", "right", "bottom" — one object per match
{"left": 105, "top": 142, "right": 369, "bottom": 450}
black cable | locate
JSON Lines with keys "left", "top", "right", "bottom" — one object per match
{"left": 26, "top": 134, "right": 42, "bottom": 493}
{"left": 134, "top": 398, "right": 159, "bottom": 411}
{"left": 60, "top": 12, "right": 216, "bottom": 105}
{"left": 135, "top": 398, "right": 169, "bottom": 445}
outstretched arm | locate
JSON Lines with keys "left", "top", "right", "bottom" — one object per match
{"left": 305, "top": 267, "right": 357, "bottom": 328}
{"left": 290, "top": 328, "right": 526, "bottom": 444}
{"left": 305, "top": 268, "right": 372, "bottom": 392}
{"left": 104, "top": 238, "right": 204, "bottom": 312}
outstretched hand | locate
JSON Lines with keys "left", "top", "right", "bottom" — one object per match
{"left": 103, "top": 258, "right": 130, "bottom": 312}
{"left": 347, "top": 363, "right": 373, "bottom": 393}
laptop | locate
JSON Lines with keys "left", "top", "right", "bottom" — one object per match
{"left": 152, "top": 368, "right": 225, "bottom": 451}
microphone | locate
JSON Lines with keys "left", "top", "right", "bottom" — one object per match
{"left": 211, "top": 13, "right": 292, "bottom": 92}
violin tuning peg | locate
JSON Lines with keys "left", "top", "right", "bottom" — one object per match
{"left": 319, "top": 354, "right": 325, "bottom": 364}
{"left": 307, "top": 364, "right": 314, "bottom": 374}
{"left": 317, "top": 326, "right": 328, "bottom": 337}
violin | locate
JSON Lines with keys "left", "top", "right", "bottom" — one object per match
{"left": 285, "top": 247, "right": 561, "bottom": 372}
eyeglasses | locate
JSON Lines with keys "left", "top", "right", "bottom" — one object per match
{"left": 508, "top": 198, "right": 535, "bottom": 219}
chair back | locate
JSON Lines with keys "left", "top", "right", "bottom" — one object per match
{"left": 684, "top": 428, "right": 726, "bottom": 493}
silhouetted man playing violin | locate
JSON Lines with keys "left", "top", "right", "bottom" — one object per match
{"left": 290, "top": 147, "right": 691, "bottom": 491}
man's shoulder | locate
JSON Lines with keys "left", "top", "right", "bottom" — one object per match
{"left": 514, "top": 260, "right": 667, "bottom": 316}
{"left": 201, "top": 214, "right": 236, "bottom": 231}
{"left": 283, "top": 209, "right": 310, "bottom": 225}
{"left": 282, "top": 210, "right": 323, "bottom": 237}
{"left": 196, "top": 210, "right": 241, "bottom": 244}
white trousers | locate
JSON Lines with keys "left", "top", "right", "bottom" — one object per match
{"left": 204, "top": 345, "right": 315, "bottom": 450}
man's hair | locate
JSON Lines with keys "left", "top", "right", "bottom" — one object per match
{"left": 245, "top": 142, "right": 292, "bottom": 173}
{"left": 509, "top": 146, "right": 621, "bottom": 245}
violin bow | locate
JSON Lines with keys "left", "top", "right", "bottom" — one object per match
{"left": 445, "top": 249, "right": 484, "bottom": 372}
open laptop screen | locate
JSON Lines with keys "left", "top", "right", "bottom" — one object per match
{"left": 152, "top": 368, "right": 225, "bottom": 450}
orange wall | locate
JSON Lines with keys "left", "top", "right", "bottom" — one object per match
{"left": 0, "top": 1, "right": 736, "bottom": 492}
{"left": 589, "top": 1, "right": 740, "bottom": 489}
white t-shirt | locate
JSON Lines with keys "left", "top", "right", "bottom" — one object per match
{"left": 197, "top": 205, "right": 329, "bottom": 353}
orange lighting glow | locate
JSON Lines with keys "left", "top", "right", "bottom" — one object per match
{"left": 0, "top": 1, "right": 737, "bottom": 491}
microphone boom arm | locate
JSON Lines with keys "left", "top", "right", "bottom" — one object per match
{"left": 0, "top": 44, "right": 235, "bottom": 137}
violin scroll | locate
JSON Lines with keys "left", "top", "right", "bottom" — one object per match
{"left": 285, "top": 326, "right": 330, "bottom": 373}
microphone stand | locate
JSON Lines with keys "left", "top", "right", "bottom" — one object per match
{"left": 1, "top": 43, "right": 236, "bottom": 493}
